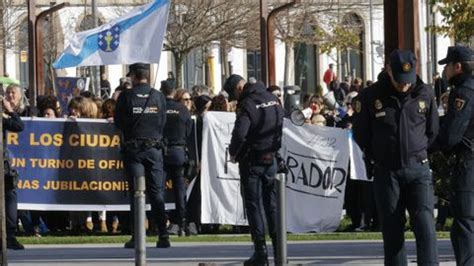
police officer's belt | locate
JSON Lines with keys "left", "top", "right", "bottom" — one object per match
{"left": 123, "top": 138, "right": 162, "bottom": 150}
{"left": 167, "top": 143, "right": 186, "bottom": 148}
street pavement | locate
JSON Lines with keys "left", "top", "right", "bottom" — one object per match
{"left": 7, "top": 239, "right": 455, "bottom": 265}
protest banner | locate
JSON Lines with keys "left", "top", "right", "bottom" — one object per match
{"left": 8, "top": 118, "right": 173, "bottom": 211}
{"left": 200, "top": 112, "right": 354, "bottom": 232}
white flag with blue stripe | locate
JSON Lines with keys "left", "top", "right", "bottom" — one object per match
{"left": 54, "top": 0, "right": 170, "bottom": 69}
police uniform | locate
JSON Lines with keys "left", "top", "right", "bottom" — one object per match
{"left": 3, "top": 110, "right": 24, "bottom": 250}
{"left": 114, "top": 63, "right": 169, "bottom": 248}
{"left": 353, "top": 50, "right": 439, "bottom": 265}
{"left": 163, "top": 97, "right": 192, "bottom": 236}
{"left": 228, "top": 81, "right": 285, "bottom": 266}
{"left": 436, "top": 46, "right": 474, "bottom": 265}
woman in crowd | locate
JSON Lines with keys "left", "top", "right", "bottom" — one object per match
{"left": 68, "top": 96, "right": 98, "bottom": 119}
{"left": 5, "top": 84, "right": 31, "bottom": 116}
{"left": 209, "top": 94, "right": 229, "bottom": 112}
{"left": 67, "top": 96, "right": 104, "bottom": 233}
{"left": 174, "top": 88, "right": 194, "bottom": 112}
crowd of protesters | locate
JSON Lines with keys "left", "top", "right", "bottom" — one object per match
{"left": 1, "top": 66, "right": 452, "bottom": 238}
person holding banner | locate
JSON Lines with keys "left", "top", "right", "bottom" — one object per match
{"left": 114, "top": 63, "right": 170, "bottom": 249}
{"left": 2, "top": 97, "right": 25, "bottom": 249}
{"left": 352, "top": 50, "right": 439, "bottom": 265}
{"left": 225, "top": 76, "right": 285, "bottom": 266}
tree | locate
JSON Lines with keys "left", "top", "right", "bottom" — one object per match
{"left": 429, "top": 0, "right": 474, "bottom": 45}
{"left": 165, "top": 0, "right": 258, "bottom": 88}
{"left": 0, "top": 0, "right": 27, "bottom": 74}
{"left": 273, "top": 1, "right": 371, "bottom": 86}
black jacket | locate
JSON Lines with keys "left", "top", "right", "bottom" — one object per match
{"left": 352, "top": 73, "right": 439, "bottom": 170}
{"left": 163, "top": 98, "right": 192, "bottom": 146}
{"left": 114, "top": 84, "right": 166, "bottom": 142}
{"left": 229, "top": 82, "right": 285, "bottom": 160}
{"left": 437, "top": 74, "right": 474, "bottom": 152}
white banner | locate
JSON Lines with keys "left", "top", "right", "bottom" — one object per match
{"left": 282, "top": 120, "right": 349, "bottom": 232}
{"left": 200, "top": 112, "right": 247, "bottom": 225}
{"left": 201, "top": 113, "right": 355, "bottom": 232}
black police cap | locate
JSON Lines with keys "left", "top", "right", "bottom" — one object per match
{"left": 389, "top": 49, "right": 417, "bottom": 84}
{"left": 438, "top": 46, "right": 473, "bottom": 65}
{"left": 126, "top": 63, "right": 148, "bottom": 77}
{"left": 223, "top": 74, "right": 244, "bottom": 101}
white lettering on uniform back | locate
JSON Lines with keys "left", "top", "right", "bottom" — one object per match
{"left": 256, "top": 101, "right": 278, "bottom": 109}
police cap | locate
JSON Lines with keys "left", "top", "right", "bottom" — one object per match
{"left": 223, "top": 74, "right": 244, "bottom": 101}
{"left": 438, "top": 46, "right": 473, "bottom": 65}
{"left": 126, "top": 63, "right": 148, "bottom": 77}
{"left": 389, "top": 49, "right": 417, "bottom": 84}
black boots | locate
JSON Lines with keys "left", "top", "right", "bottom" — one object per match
{"left": 178, "top": 219, "right": 186, "bottom": 237}
{"left": 124, "top": 237, "right": 134, "bottom": 249}
{"left": 7, "top": 237, "right": 25, "bottom": 250}
{"left": 124, "top": 236, "right": 171, "bottom": 248}
{"left": 156, "top": 236, "right": 171, "bottom": 248}
{"left": 244, "top": 239, "right": 269, "bottom": 266}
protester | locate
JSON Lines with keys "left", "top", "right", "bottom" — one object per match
{"left": 2, "top": 96, "right": 25, "bottom": 249}
{"left": 5, "top": 84, "right": 31, "bottom": 116}
{"left": 209, "top": 94, "right": 229, "bottom": 112}
{"left": 174, "top": 88, "right": 194, "bottom": 112}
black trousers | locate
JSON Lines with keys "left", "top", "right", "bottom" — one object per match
{"left": 164, "top": 146, "right": 187, "bottom": 224}
{"left": 450, "top": 152, "right": 474, "bottom": 266}
{"left": 123, "top": 146, "right": 167, "bottom": 237}
{"left": 239, "top": 156, "right": 278, "bottom": 242}
{"left": 374, "top": 163, "right": 438, "bottom": 266}
{"left": 5, "top": 186, "right": 17, "bottom": 239}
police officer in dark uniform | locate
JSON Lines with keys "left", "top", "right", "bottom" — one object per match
{"left": 114, "top": 63, "right": 170, "bottom": 248}
{"left": 436, "top": 46, "right": 474, "bottom": 265}
{"left": 226, "top": 75, "right": 285, "bottom": 266}
{"left": 352, "top": 50, "right": 439, "bottom": 265}
{"left": 161, "top": 80, "right": 192, "bottom": 237}
{"left": 2, "top": 97, "right": 24, "bottom": 250}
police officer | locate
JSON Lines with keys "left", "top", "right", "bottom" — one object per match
{"left": 226, "top": 75, "right": 285, "bottom": 266}
{"left": 352, "top": 50, "right": 439, "bottom": 265}
{"left": 436, "top": 46, "right": 474, "bottom": 265}
{"left": 114, "top": 63, "right": 170, "bottom": 248}
{"left": 161, "top": 81, "right": 192, "bottom": 236}
{"left": 2, "top": 97, "right": 24, "bottom": 250}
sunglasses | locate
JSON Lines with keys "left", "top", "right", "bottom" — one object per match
{"left": 182, "top": 98, "right": 192, "bottom": 102}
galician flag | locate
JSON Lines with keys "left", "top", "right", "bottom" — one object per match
{"left": 53, "top": 0, "right": 170, "bottom": 69}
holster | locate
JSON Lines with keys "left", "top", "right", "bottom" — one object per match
{"left": 250, "top": 151, "right": 274, "bottom": 166}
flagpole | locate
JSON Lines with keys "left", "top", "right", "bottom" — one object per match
{"left": 91, "top": 0, "right": 101, "bottom": 97}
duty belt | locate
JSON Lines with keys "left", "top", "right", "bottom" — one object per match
{"left": 123, "top": 138, "right": 162, "bottom": 150}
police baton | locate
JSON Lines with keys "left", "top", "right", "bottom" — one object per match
{"left": 0, "top": 97, "right": 7, "bottom": 265}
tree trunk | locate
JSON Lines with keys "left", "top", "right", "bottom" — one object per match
{"left": 173, "top": 51, "right": 184, "bottom": 89}
{"left": 283, "top": 42, "right": 293, "bottom": 86}
{"left": 221, "top": 43, "right": 229, "bottom": 80}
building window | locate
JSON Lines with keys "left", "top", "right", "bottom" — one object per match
{"left": 341, "top": 13, "right": 365, "bottom": 81}
{"left": 246, "top": 50, "right": 261, "bottom": 81}
{"left": 294, "top": 43, "right": 316, "bottom": 96}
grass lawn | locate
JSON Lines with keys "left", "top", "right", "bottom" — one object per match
{"left": 17, "top": 231, "right": 451, "bottom": 245}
